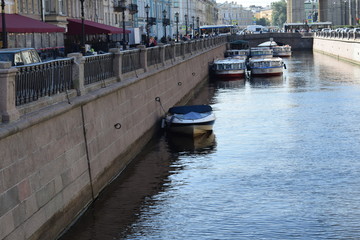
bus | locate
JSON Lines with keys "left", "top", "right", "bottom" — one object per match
{"left": 199, "top": 25, "right": 237, "bottom": 36}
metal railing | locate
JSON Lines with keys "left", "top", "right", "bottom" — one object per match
{"left": 84, "top": 53, "right": 114, "bottom": 85}
{"left": 9, "top": 36, "right": 228, "bottom": 110}
{"left": 15, "top": 58, "right": 74, "bottom": 106}
{"left": 147, "top": 47, "right": 161, "bottom": 66}
{"left": 122, "top": 50, "right": 141, "bottom": 74}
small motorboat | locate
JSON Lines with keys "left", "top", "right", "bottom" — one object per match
{"left": 248, "top": 57, "right": 286, "bottom": 77}
{"left": 212, "top": 57, "right": 247, "bottom": 79}
{"left": 164, "top": 105, "right": 215, "bottom": 136}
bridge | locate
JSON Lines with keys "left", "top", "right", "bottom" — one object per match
{"left": 0, "top": 32, "right": 357, "bottom": 240}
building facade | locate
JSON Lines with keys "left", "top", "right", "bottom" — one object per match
{"left": 217, "top": 1, "right": 253, "bottom": 28}
{"left": 288, "top": 0, "right": 360, "bottom": 26}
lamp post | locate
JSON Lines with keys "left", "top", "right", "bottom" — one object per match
{"left": 1, "top": 0, "right": 7, "bottom": 48}
{"left": 343, "top": 0, "right": 347, "bottom": 25}
{"left": 80, "top": 0, "right": 85, "bottom": 54}
{"left": 163, "top": 9, "right": 167, "bottom": 42}
{"left": 191, "top": 16, "right": 195, "bottom": 38}
{"left": 175, "top": 12, "right": 179, "bottom": 42}
{"left": 185, "top": 14, "right": 188, "bottom": 36}
{"left": 196, "top": 16, "right": 200, "bottom": 37}
{"left": 145, "top": 4, "right": 150, "bottom": 46}
{"left": 119, "top": 0, "right": 126, "bottom": 50}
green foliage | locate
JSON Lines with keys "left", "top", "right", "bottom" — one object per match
{"left": 271, "top": 0, "right": 287, "bottom": 27}
{"left": 256, "top": 17, "right": 271, "bottom": 26}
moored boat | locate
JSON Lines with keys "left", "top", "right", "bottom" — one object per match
{"left": 250, "top": 47, "right": 273, "bottom": 58}
{"left": 258, "top": 40, "right": 292, "bottom": 57}
{"left": 248, "top": 57, "right": 285, "bottom": 77}
{"left": 272, "top": 45, "right": 292, "bottom": 57}
{"left": 212, "top": 57, "right": 247, "bottom": 79}
{"left": 225, "top": 49, "right": 250, "bottom": 58}
{"left": 165, "top": 105, "right": 215, "bottom": 136}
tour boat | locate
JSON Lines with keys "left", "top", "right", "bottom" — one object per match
{"left": 250, "top": 47, "right": 273, "bottom": 58}
{"left": 272, "top": 45, "right": 292, "bottom": 57}
{"left": 248, "top": 57, "right": 286, "bottom": 76}
{"left": 224, "top": 49, "right": 250, "bottom": 58}
{"left": 212, "top": 57, "right": 247, "bottom": 79}
{"left": 164, "top": 105, "right": 215, "bottom": 136}
{"left": 258, "top": 41, "right": 292, "bottom": 57}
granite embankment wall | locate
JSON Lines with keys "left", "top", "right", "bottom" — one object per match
{"left": 0, "top": 43, "right": 226, "bottom": 240}
{"left": 313, "top": 33, "right": 360, "bottom": 65}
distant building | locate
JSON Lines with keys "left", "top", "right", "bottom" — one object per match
{"left": 255, "top": 8, "right": 273, "bottom": 24}
{"left": 217, "top": 1, "right": 253, "bottom": 27}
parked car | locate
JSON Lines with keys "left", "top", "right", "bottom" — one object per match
{"left": 349, "top": 28, "right": 360, "bottom": 33}
{"left": 0, "top": 48, "right": 42, "bottom": 66}
{"left": 321, "top": 28, "right": 331, "bottom": 32}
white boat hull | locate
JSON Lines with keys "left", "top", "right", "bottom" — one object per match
{"left": 165, "top": 113, "right": 215, "bottom": 136}
{"left": 215, "top": 69, "right": 246, "bottom": 79}
{"left": 251, "top": 67, "right": 283, "bottom": 76}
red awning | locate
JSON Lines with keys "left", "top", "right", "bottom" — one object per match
{"left": 67, "top": 19, "right": 131, "bottom": 35}
{"left": 0, "top": 14, "right": 65, "bottom": 33}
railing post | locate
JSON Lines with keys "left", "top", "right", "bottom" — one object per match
{"left": 109, "top": 48, "right": 122, "bottom": 81}
{"left": 67, "top": 53, "right": 85, "bottom": 96}
{"left": 181, "top": 41, "right": 186, "bottom": 59}
{"left": 137, "top": 45, "right": 148, "bottom": 72}
{"left": 157, "top": 43, "right": 165, "bottom": 66}
{"left": 0, "top": 62, "right": 20, "bottom": 123}
{"left": 171, "top": 42, "right": 176, "bottom": 62}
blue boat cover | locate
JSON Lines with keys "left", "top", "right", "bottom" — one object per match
{"left": 179, "top": 111, "right": 211, "bottom": 120}
{"left": 168, "top": 105, "right": 212, "bottom": 114}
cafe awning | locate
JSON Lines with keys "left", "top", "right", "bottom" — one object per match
{"left": 0, "top": 14, "right": 65, "bottom": 33}
{"left": 67, "top": 19, "right": 131, "bottom": 35}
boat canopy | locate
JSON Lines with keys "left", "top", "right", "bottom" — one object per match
{"left": 169, "top": 105, "right": 212, "bottom": 114}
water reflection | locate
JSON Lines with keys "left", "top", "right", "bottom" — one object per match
{"left": 249, "top": 75, "right": 286, "bottom": 87}
{"left": 166, "top": 131, "right": 216, "bottom": 154}
{"left": 213, "top": 79, "right": 246, "bottom": 89}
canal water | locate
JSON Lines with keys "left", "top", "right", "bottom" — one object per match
{"left": 60, "top": 51, "right": 360, "bottom": 240}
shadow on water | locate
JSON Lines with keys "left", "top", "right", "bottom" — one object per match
{"left": 166, "top": 131, "right": 217, "bottom": 154}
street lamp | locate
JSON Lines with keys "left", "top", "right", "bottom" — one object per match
{"left": 196, "top": 17, "right": 200, "bottom": 37}
{"left": 1, "top": 0, "right": 7, "bottom": 48}
{"left": 163, "top": 9, "right": 168, "bottom": 42}
{"left": 115, "top": 0, "right": 127, "bottom": 50}
{"left": 80, "top": 0, "right": 85, "bottom": 54}
{"left": 175, "top": 12, "right": 179, "bottom": 42}
{"left": 185, "top": 14, "right": 188, "bottom": 36}
{"left": 145, "top": 4, "right": 150, "bottom": 46}
{"left": 192, "top": 16, "right": 195, "bottom": 37}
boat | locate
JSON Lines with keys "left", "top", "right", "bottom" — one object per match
{"left": 258, "top": 40, "right": 292, "bottom": 57}
{"left": 224, "top": 49, "right": 250, "bottom": 58}
{"left": 272, "top": 45, "right": 292, "bottom": 57}
{"left": 248, "top": 57, "right": 286, "bottom": 77}
{"left": 212, "top": 57, "right": 247, "bottom": 79}
{"left": 250, "top": 47, "right": 273, "bottom": 58}
{"left": 164, "top": 105, "right": 215, "bottom": 136}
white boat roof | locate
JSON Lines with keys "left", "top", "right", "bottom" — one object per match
{"left": 258, "top": 41, "right": 278, "bottom": 47}
{"left": 214, "top": 58, "right": 246, "bottom": 64}
{"left": 226, "top": 49, "right": 249, "bottom": 52}
{"left": 249, "top": 57, "right": 283, "bottom": 62}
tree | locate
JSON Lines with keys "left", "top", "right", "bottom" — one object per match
{"left": 256, "top": 17, "right": 270, "bottom": 26}
{"left": 271, "top": 0, "right": 287, "bottom": 28}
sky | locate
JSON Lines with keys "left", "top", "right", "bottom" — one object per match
{"left": 216, "top": 0, "right": 274, "bottom": 7}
